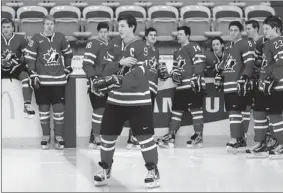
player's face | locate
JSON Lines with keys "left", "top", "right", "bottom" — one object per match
{"left": 146, "top": 31, "right": 157, "bottom": 45}
{"left": 263, "top": 24, "right": 277, "bottom": 39}
{"left": 43, "top": 19, "right": 55, "bottom": 34}
{"left": 98, "top": 28, "right": 109, "bottom": 41}
{"left": 229, "top": 25, "right": 241, "bottom": 41}
{"left": 212, "top": 39, "right": 223, "bottom": 55}
{"left": 2, "top": 23, "right": 14, "bottom": 37}
{"left": 118, "top": 20, "right": 134, "bottom": 39}
{"left": 177, "top": 30, "right": 188, "bottom": 44}
{"left": 245, "top": 24, "right": 256, "bottom": 39}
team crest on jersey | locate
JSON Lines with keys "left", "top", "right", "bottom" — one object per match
{"left": 1, "top": 49, "right": 14, "bottom": 60}
{"left": 43, "top": 48, "right": 60, "bottom": 66}
{"left": 149, "top": 56, "right": 157, "bottom": 69}
{"left": 175, "top": 55, "right": 186, "bottom": 68}
{"left": 224, "top": 54, "right": 236, "bottom": 72}
{"left": 261, "top": 54, "right": 268, "bottom": 70}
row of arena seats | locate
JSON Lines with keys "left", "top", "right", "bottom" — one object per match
{"left": 2, "top": 4, "right": 275, "bottom": 41}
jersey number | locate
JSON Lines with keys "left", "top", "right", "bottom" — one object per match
{"left": 86, "top": 42, "right": 92, "bottom": 49}
{"left": 274, "top": 40, "right": 283, "bottom": 49}
{"left": 193, "top": 45, "right": 201, "bottom": 52}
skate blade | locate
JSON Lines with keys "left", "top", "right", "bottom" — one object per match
{"left": 158, "top": 142, "right": 174, "bottom": 149}
{"left": 41, "top": 144, "right": 50, "bottom": 150}
{"left": 55, "top": 144, "right": 64, "bottom": 150}
{"left": 187, "top": 143, "right": 203, "bottom": 149}
{"left": 94, "top": 180, "right": 108, "bottom": 187}
{"left": 89, "top": 143, "right": 100, "bottom": 150}
{"left": 246, "top": 152, "right": 268, "bottom": 159}
{"left": 145, "top": 180, "right": 160, "bottom": 189}
{"left": 269, "top": 155, "right": 283, "bottom": 159}
{"left": 226, "top": 146, "right": 237, "bottom": 154}
{"left": 24, "top": 113, "right": 35, "bottom": 119}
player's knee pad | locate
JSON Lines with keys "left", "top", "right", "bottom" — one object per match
{"left": 136, "top": 135, "right": 157, "bottom": 152}
{"left": 53, "top": 103, "right": 64, "bottom": 124}
{"left": 39, "top": 105, "right": 50, "bottom": 124}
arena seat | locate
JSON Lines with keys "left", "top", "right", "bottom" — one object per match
{"left": 50, "top": 5, "right": 81, "bottom": 40}
{"left": 1, "top": 6, "right": 15, "bottom": 20}
{"left": 244, "top": 5, "right": 275, "bottom": 35}
{"left": 212, "top": 5, "right": 243, "bottom": 41}
{"left": 180, "top": 5, "right": 211, "bottom": 42}
{"left": 148, "top": 5, "right": 179, "bottom": 41}
{"left": 17, "top": 6, "right": 48, "bottom": 36}
{"left": 115, "top": 5, "right": 147, "bottom": 36}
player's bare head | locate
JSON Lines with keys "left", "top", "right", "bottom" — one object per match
{"left": 245, "top": 20, "right": 259, "bottom": 38}
{"left": 177, "top": 26, "right": 191, "bottom": 44}
{"left": 229, "top": 21, "right": 243, "bottom": 41}
{"left": 1, "top": 18, "right": 15, "bottom": 37}
{"left": 211, "top": 36, "right": 224, "bottom": 55}
{"left": 145, "top": 27, "right": 157, "bottom": 45}
{"left": 117, "top": 14, "right": 137, "bottom": 39}
{"left": 263, "top": 16, "right": 282, "bottom": 39}
{"left": 42, "top": 15, "right": 55, "bottom": 34}
{"left": 97, "top": 22, "right": 109, "bottom": 41}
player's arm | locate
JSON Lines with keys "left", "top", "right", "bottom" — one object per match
{"left": 24, "top": 36, "right": 38, "bottom": 72}
{"left": 241, "top": 40, "right": 256, "bottom": 77}
{"left": 82, "top": 41, "right": 101, "bottom": 79}
{"left": 61, "top": 35, "right": 73, "bottom": 77}
{"left": 170, "top": 50, "right": 183, "bottom": 85}
{"left": 156, "top": 49, "right": 169, "bottom": 80}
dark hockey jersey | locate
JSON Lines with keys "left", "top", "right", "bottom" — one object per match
{"left": 204, "top": 49, "right": 223, "bottom": 77}
{"left": 102, "top": 37, "right": 151, "bottom": 106}
{"left": 25, "top": 32, "right": 73, "bottom": 86}
{"left": 173, "top": 42, "right": 206, "bottom": 90}
{"left": 82, "top": 38, "right": 108, "bottom": 79}
{"left": 255, "top": 36, "right": 269, "bottom": 64}
{"left": 264, "top": 36, "right": 283, "bottom": 91}
{"left": 222, "top": 38, "right": 256, "bottom": 93}
{"left": 146, "top": 44, "right": 160, "bottom": 95}
{"left": 1, "top": 33, "right": 28, "bottom": 71}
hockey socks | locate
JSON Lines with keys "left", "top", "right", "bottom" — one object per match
{"left": 229, "top": 110, "right": 244, "bottom": 138}
{"left": 53, "top": 103, "right": 64, "bottom": 136}
{"left": 39, "top": 105, "right": 51, "bottom": 136}
{"left": 190, "top": 108, "right": 204, "bottom": 134}
{"left": 168, "top": 111, "right": 183, "bottom": 134}
{"left": 136, "top": 135, "right": 158, "bottom": 165}
{"left": 100, "top": 135, "right": 118, "bottom": 168}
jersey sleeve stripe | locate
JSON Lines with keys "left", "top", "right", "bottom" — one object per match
{"left": 242, "top": 51, "right": 255, "bottom": 57}
{"left": 243, "top": 58, "right": 255, "bottom": 64}
{"left": 25, "top": 49, "right": 37, "bottom": 55}
{"left": 84, "top": 52, "right": 97, "bottom": 59}
{"left": 62, "top": 45, "right": 70, "bottom": 52}
{"left": 63, "top": 50, "right": 72, "bottom": 55}
{"left": 24, "top": 55, "right": 36, "bottom": 60}
{"left": 83, "top": 58, "right": 94, "bottom": 64}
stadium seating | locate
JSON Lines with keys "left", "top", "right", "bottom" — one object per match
{"left": 212, "top": 5, "right": 243, "bottom": 41}
{"left": 2, "top": 5, "right": 16, "bottom": 20}
{"left": 244, "top": 5, "right": 275, "bottom": 35}
{"left": 17, "top": 6, "right": 48, "bottom": 36}
{"left": 148, "top": 5, "right": 179, "bottom": 41}
{"left": 180, "top": 5, "right": 211, "bottom": 41}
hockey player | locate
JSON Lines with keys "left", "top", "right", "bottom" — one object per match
{"left": 126, "top": 27, "right": 169, "bottom": 149}
{"left": 223, "top": 21, "right": 256, "bottom": 153}
{"left": 91, "top": 14, "right": 160, "bottom": 188}
{"left": 82, "top": 22, "right": 109, "bottom": 149}
{"left": 256, "top": 16, "right": 283, "bottom": 158}
{"left": 157, "top": 26, "right": 206, "bottom": 149}
{"left": 1, "top": 18, "right": 35, "bottom": 118}
{"left": 25, "top": 15, "right": 73, "bottom": 150}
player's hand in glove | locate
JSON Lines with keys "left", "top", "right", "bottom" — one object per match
{"left": 94, "top": 75, "right": 123, "bottom": 94}
{"left": 171, "top": 67, "right": 183, "bottom": 85}
{"left": 64, "top": 66, "right": 73, "bottom": 79}
{"left": 28, "top": 70, "right": 40, "bottom": 89}
{"left": 214, "top": 73, "right": 224, "bottom": 92}
{"left": 237, "top": 75, "right": 250, "bottom": 96}
{"left": 191, "top": 74, "right": 205, "bottom": 93}
{"left": 157, "top": 62, "right": 170, "bottom": 81}
{"left": 260, "top": 76, "right": 277, "bottom": 96}
{"left": 88, "top": 76, "right": 104, "bottom": 97}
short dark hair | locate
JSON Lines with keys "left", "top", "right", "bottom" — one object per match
{"left": 97, "top": 22, "right": 109, "bottom": 31}
{"left": 229, "top": 21, "right": 244, "bottom": 31}
{"left": 145, "top": 27, "right": 157, "bottom": 37}
{"left": 177, "top": 26, "right": 191, "bottom": 36}
{"left": 1, "top": 18, "right": 15, "bottom": 28}
{"left": 211, "top": 36, "right": 224, "bottom": 45}
{"left": 245, "top": 20, "right": 260, "bottom": 32}
{"left": 263, "top": 15, "right": 282, "bottom": 30}
{"left": 117, "top": 14, "right": 137, "bottom": 33}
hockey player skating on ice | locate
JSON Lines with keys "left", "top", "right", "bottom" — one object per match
{"left": 157, "top": 26, "right": 206, "bottom": 149}
{"left": 222, "top": 21, "right": 256, "bottom": 153}
{"left": 127, "top": 27, "right": 169, "bottom": 149}
{"left": 91, "top": 14, "right": 160, "bottom": 188}
{"left": 25, "top": 15, "right": 73, "bottom": 150}
{"left": 82, "top": 22, "right": 109, "bottom": 149}
{"left": 1, "top": 18, "right": 35, "bottom": 118}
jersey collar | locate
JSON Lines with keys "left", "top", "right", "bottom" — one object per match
{"left": 40, "top": 32, "right": 55, "bottom": 42}
{"left": 2, "top": 33, "right": 15, "bottom": 46}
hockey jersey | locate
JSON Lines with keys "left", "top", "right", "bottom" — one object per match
{"left": 222, "top": 38, "right": 256, "bottom": 93}
{"left": 25, "top": 32, "right": 73, "bottom": 86}
{"left": 82, "top": 38, "right": 108, "bottom": 79}
{"left": 204, "top": 49, "right": 223, "bottom": 77}
{"left": 264, "top": 36, "right": 283, "bottom": 91}
{"left": 173, "top": 42, "right": 206, "bottom": 90}
{"left": 146, "top": 44, "right": 160, "bottom": 95}
{"left": 1, "top": 33, "right": 28, "bottom": 71}
{"left": 102, "top": 37, "right": 151, "bottom": 106}
{"left": 255, "top": 36, "right": 269, "bottom": 64}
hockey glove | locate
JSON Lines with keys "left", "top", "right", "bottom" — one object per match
{"left": 64, "top": 66, "right": 73, "bottom": 79}
{"left": 94, "top": 75, "right": 123, "bottom": 94}
{"left": 171, "top": 68, "right": 183, "bottom": 85}
{"left": 157, "top": 62, "right": 170, "bottom": 81}
{"left": 191, "top": 74, "right": 205, "bottom": 93}
{"left": 214, "top": 73, "right": 224, "bottom": 92}
{"left": 237, "top": 75, "right": 250, "bottom": 96}
{"left": 88, "top": 76, "right": 105, "bottom": 97}
{"left": 261, "top": 76, "right": 277, "bottom": 96}
{"left": 28, "top": 71, "right": 40, "bottom": 89}
{"left": 215, "top": 61, "right": 224, "bottom": 74}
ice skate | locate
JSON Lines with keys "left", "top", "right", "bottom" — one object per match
{"left": 94, "top": 161, "right": 111, "bottom": 187}
{"left": 269, "top": 144, "right": 283, "bottom": 159}
{"left": 226, "top": 137, "right": 247, "bottom": 154}
{"left": 89, "top": 129, "right": 101, "bottom": 149}
{"left": 144, "top": 163, "right": 160, "bottom": 189}
{"left": 187, "top": 133, "right": 203, "bottom": 148}
{"left": 54, "top": 136, "right": 65, "bottom": 150}
{"left": 245, "top": 141, "right": 268, "bottom": 158}
{"left": 24, "top": 102, "right": 35, "bottom": 119}
{"left": 156, "top": 133, "right": 175, "bottom": 149}
{"left": 41, "top": 135, "right": 50, "bottom": 150}
{"left": 126, "top": 133, "right": 140, "bottom": 150}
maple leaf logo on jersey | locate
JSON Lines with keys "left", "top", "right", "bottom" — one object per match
{"left": 175, "top": 55, "right": 186, "bottom": 68}
{"left": 149, "top": 56, "right": 157, "bottom": 69}
{"left": 224, "top": 54, "right": 236, "bottom": 71}
{"left": 1, "top": 49, "right": 14, "bottom": 61}
{"left": 261, "top": 54, "right": 268, "bottom": 70}
{"left": 43, "top": 48, "right": 59, "bottom": 64}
